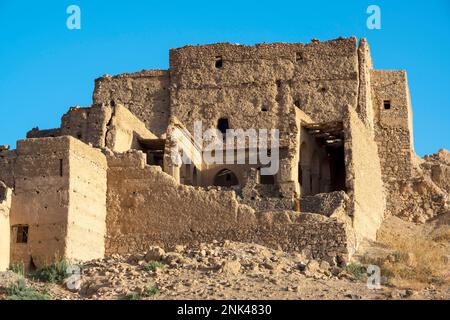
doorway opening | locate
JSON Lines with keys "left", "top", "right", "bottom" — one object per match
{"left": 299, "top": 122, "right": 346, "bottom": 196}
{"left": 138, "top": 138, "right": 165, "bottom": 168}
{"left": 213, "top": 169, "right": 239, "bottom": 187}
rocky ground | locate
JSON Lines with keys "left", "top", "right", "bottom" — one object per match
{"left": 1, "top": 235, "right": 449, "bottom": 300}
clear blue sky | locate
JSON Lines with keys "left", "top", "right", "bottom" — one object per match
{"left": 0, "top": 0, "right": 449, "bottom": 156}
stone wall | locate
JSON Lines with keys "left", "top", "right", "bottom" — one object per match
{"left": 27, "top": 128, "right": 62, "bottom": 139}
{"left": 386, "top": 150, "right": 449, "bottom": 222}
{"left": 61, "top": 105, "right": 112, "bottom": 148}
{"left": 93, "top": 70, "right": 170, "bottom": 137}
{"left": 169, "top": 38, "right": 359, "bottom": 148}
{"left": 357, "top": 38, "right": 374, "bottom": 128}
{"left": 0, "top": 182, "right": 11, "bottom": 271}
{"left": 105, "top": 151, "right": 352, "bottom": 263}
{"left": 371, "top": 70, "right": 415, "bottom": 221}
{"left": 10, "top": 136, "right": 107, "bottom": 268}
{"left": 300, "top": 191, "right": 349, "bottom": 217}
{"left": 0, "top": 150, "right": 16, "bottom": 188}
{"left": 371, "top": 70, "right": 414, "bottom": 182}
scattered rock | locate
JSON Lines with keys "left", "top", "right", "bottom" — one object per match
{"left": 163, "top": 252, "right": 184, "bottom": 265}
{"left": 306, "top": 260, "right": 320, "bottom": 273}
{"left": 319, "top": 260, "right": 331, "bottom": 271}
{"left": 145, "top": 246, "right": 165, "bottom": 262}
{"left": 221, "top": 260, "right": 241, "bottom": 275}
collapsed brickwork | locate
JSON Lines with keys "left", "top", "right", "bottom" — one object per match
{"left": 1, "top": 37, "right": 445, "bottom": 270}
{"left": 386, "top": 150, "right": 450, "bottom": 223}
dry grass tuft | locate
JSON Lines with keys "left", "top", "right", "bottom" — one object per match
{"left": 432, "top": 225, "right": 450, "bottom": 242}
{"left": 372, "top": 231, "right": 450, "bottom": 289}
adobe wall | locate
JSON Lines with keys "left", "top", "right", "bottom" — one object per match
{"left": 61, "top": 105, "right": 112, "bottom": 148}
{"left": 357, "top": 39, "right": 374, "bottom": 128}
{"left": 93, "top": 70, "right": 170, "bottom": 137}
{"left": 10, "top": 136, "right": 107, "bottom": 268}
{"left": 27, "top": 127, "right": 62, "bottom": 139}
{"left": 0, "top": 182, "right": 11, "bottom": 271}
{"left": 105, "top": 151, "right": 352, "bottom": 263}
{"left": 0, "top": 149, "right": 16, "bottom": 188}
{"left": 10, "top": 137, "right": 72, "bottom": 268}
{"left": 105, "top": 104, "right": 157, "bottom": 152}
{"left": 164, "top": 117, "right": 203, "bottom": 184}
{"left": 169, "top": 38, "right": 359, "bottom": 138}
{"left": 169, "top": 38, "right": 360, "bottom": 196}
{"left": 371, "top": 70, "right": 414, "bottom": 219}
{"left": 371, "top": 70, "right": 414, "bottom": 181}
{"left": 344, "top": 107, "right": 385, "bottom": 241}
{"left": 65, "top": 137, "right": 107, "bottom": 262}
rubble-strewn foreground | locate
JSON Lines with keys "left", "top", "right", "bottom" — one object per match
{"left": 1, "top": 215, "right": 449, "bottom": 300}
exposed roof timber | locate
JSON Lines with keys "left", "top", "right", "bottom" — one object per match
{"left": 303, "top": 121, "right": 344, "bottom": 140}
{"left": 138, "top": 138, "right": 166, "bottom": 150}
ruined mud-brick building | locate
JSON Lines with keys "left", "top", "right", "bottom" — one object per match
{"left": 1, "top": 37, "right": 448, "bottom": 271}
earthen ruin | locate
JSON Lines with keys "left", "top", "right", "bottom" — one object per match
{"left": 1, "top": 37, "right": 448, "bottom": 271}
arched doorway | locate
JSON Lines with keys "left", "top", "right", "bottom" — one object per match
{"left": 217, "top": 118, "right": 230, "bottom": 135}
{"left": 213, "top": 169, "right": 239, "bottom": 187}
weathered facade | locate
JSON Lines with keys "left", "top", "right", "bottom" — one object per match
{"left": 0, "top": 182, "right": 11, "bottom": 271}
{"left": 2, "top": 37, "right": 441, "bottom": 271}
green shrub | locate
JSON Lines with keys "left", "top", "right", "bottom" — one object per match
{"left": 9, "top": 262, "right": 25, "bottom": 276}
{"left": 125, "top": 293, "right": 142, "bottom": 300}
{"left": 142, "top": 261, "right": 165, "bottom": 272}
{"left": 32, "top": 259, "right": 72, "bottom": 283}
{"left": 143, "top": 286, "right": 160, "bottom": 297}
{"left": 345, "top": 263, "right": 367, "bottom": 280}
{"left": 6, "top": 279, "right": 51, "bottom": 300}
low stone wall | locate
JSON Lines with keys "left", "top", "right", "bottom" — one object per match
{"left": 300, "top": 191, "right": 349, "bottom": 217}
{"left": 106, "top": 211, "right": 350, "bottom": 264}
{"left": 106, "top": 152, "right": 352, "bottom": 263}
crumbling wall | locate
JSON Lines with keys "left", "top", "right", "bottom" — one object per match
{"left": 26, "top": 128, "right": 61, "bottom": 139}
{"left": 344, "top": 107, "right": 385, "bottom": 241}
{"left": 106, "top": 151, "right": 352, "bottom": 262}
{"left": 289, "top": 38, "right": 360, "bottom": 123}
{"left": 164, "top": 116, "right": 203, "bottom": 184}
{"left": 0, "top": 181, "right": 11, "bottom": 271}
{"left": 386, "top": 150, "right": 449, "bottom": 223}
{"left": 387, "top": 175, "right": 448, "bottom": 223}
{"left": 300, "top": 191, "right": 349, "bottom": 217}
{"left": 0, "top": 149, "right": 16, "bottom": 188}
{"left": 357, "top": 38, "right": 374, "bottom": 128}
{"left": 10, "top": 136, "right": 107, "bottom": 268}
{"left": 170, "top": 38, "right": 359, "bottom": 143}
{"left": 105, "top": 104, "right": 157, "bottom": 152}
{"left": 61, "top": 105, "right": 112, "bottom": 148}
{"left": 93, "top": 70, "right": 170, "bottom": 137}
{"left": 239, "top": 168, "right": 294, "bottom": 211}
{"left": 421, "top": 149, "right": 450, "bottom": 193}
{"left": 169, "top": 38, "right": 359, "bottom": 196}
